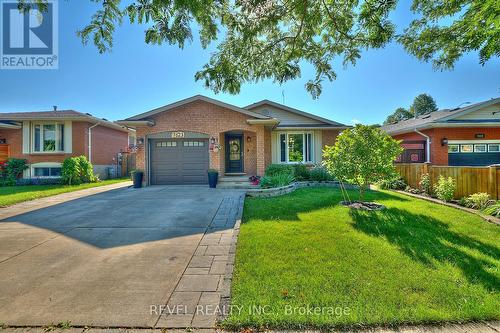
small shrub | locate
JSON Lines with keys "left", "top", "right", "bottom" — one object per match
{"left": 434, "top": 176, "right": 455, "bottom": 202}
{"left": 405, "top": 186, "right": 422, "bottom": 194}
{"left": 377, "top": 177, "right": 407, "bottom": 190}
{"left": 292, "top": 163, "right": 310, "bottom": 181}
{"left": 265, "top": 164, "right": 294, "bottom": 177}
{"left": 309, "top": 166, "right": 333, "bottom": 181}
{"left": 260, "top": 173, "right": 295, "bottom": 189}
{"left": 61, "top": 156, "right": 96, "bottom": 185}
{"left": 483, "top": 202, "right": 500, "bottom": 218}
{"left": 419, "top": 173, "right": 432, "bottom": 195}
{"left": 464, "top": 192, "right": 493, "bottom": 210}
{"left": 457, "top": 197, "right": 468, "bottom": 207}
{"left": 0, "top": 158, "right": 28, "bottom": 186}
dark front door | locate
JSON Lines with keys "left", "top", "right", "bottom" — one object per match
{"left": 225, "top": 134, "right": 243, "bottom": 173}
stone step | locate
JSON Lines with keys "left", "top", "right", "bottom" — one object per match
{"left": 219, "top": 176, "right": 250, "bottom": 182}
{"left": 217, "top": 182, "right": 259, "bottom": 189}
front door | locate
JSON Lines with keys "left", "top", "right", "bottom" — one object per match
{"left": 225, "top": 134, "right": 243, "bottom": 173}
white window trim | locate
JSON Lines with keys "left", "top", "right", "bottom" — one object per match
{"left": 31, "top": 122, "right": 65, "bottom": 154}
{"left": 30, "top": 162, "right": 62, "bottom": 179}
{"left": 277, "top": 131, "right": 314, "bottom": 164}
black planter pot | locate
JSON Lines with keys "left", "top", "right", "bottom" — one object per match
{"left": 208, "top": 171, "right": 218, "bottom": 188}
{"left": 132, "top": 171, "right": 143, "bottom": 188}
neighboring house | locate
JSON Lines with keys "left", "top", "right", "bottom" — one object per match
{"left": 381, "top": 98, "right": 500, "bottom": 166}
{"left": 117, "top": 95, "right": 348, "bottom": 185}
{"left": 0, "top": 110, "right": 132, "bottom": 179}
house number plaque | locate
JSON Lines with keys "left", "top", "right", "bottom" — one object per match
{"left": 171, "top": 132, "right": 185, "bottom": 138}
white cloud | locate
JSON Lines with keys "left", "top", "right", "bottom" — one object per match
{"left": 351, "top": 118, "right": 361, "bottom": 124}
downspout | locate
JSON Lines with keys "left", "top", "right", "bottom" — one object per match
{"left": 414, "top": 129, "right": 431, "bottom": 163}
{"left": 88, "top": 123, "right": 100, "bottom": 163}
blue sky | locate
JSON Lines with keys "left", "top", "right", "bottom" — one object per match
{"left": 0, "top": 0, "right": 498, "bottom": 125}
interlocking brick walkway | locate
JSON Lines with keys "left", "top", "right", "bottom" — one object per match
{"left": 154, "top": 195, "right": 244, "bottom": 329}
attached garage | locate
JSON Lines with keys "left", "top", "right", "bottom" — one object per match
{"left": 149, "top": 138, "right": 209, "bottom": 185}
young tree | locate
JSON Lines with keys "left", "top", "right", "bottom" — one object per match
{"left": 323, "top": 125, "right": 403, "bottom": 201}
{"left": 383, "top": 107, "right": 413, "bottom": 125}
{"left": 17, "top": 0, "right": 499, "bottom": 98}
{"left": 411, "top": 94, "right": 438, "bottom": 116}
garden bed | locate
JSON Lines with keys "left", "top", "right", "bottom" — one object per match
{"left": 246, "top": 181, "right": 356, "bottom": 197}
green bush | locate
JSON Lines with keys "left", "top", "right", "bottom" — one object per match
{"left": 309, "top": 166, "right": 333, "bottom": 181}
{"left": 433, "top": 176, "right": 455, "bottom": 202}
{"left": 377, "top": 177, "right": 407, "bottom": 190}
{"left": 265, "top": 164, "right": 294, "bottom": 177}
{"left": 483, "top": 202, "right": 500, "bottom": 218}
{"left": 0, "top": 158, "right": 28, "bottom": 186}
{"left": 292, "top": 163, "right": 310, "bottom": 181}
{"left": 464, "top": 192, "right": 493, "bottom": 210}
{"left": 61, "top": 156, "right": 97, "bottom": 185}
{"left": 419, "top": 173, "right": 432, "bottom": 195}
{"left": 260, "top": 173, "right": 295, "bottom": 189}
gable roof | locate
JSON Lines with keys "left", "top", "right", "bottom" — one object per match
{"left": 125, "top": 95, "right": 271, "bottom": 121}
{"left": 381, "top": 97, "right": 500, "bottom": 135}
{"left": 0, "top": 110, "right": 131, "bottom": 132}
{"left": 244, "top": 99, "right": 346, "bottom": 127}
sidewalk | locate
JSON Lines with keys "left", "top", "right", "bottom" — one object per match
{"left": 0, "top": 181, "right": 132, "bottom": 220}
{"left": 0, "top": 320, "right": 498, "bottom": 333}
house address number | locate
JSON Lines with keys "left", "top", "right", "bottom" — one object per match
{"left": 171, "top": 132, "right": 185, "bottom": 138}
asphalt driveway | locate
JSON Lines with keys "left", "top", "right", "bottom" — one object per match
{"left": 0, "top": 185, "right": 244, "bottom": 328}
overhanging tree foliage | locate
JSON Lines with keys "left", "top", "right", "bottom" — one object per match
{"left": 17, "top": 0, "right": 499, "bottom": 98}
{"left": 323, "top": 125, "right": 403, "bottom": 201}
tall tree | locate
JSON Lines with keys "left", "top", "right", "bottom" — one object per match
{"left": 411, "top": 94, "right": 438, "bottom": 116}
{"left": 16, "top": 0, "right": 500, "bottom": 98}
{"left": 383, "top": 107, "right": 413, "bottom": 125}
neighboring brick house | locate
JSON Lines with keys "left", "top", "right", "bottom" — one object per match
{"left": 117, "top": 95, "right": 348, "bottom": 185}
{"left": 0, "top": 110, "right": 132, "bottom": 179}
{"left": 381, "top": 98, "right": 500, "bottom": 166}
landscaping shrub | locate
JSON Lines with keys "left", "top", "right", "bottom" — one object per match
{"left": 309, "top": 166, "right": 333, "bottom": 181}
{"left": 264, "top": 164, "right": 294, "bottom": 177}
{"left": 433, "top": 176, "right": 455, "bottom": 202}
{"left": 419, "top": 173, "right": 432, "bottom": 195}
{"left": 377, "top": 177, "right": 407, "bottom": 190}
{"left": 61, "top": 156, "right": 97, "bottom": 185}
{"left": 260, "top": 173, "right": 295, "bottom": 189}
{"left": 292, "top": 163, "right": 310, "bottom": 181}
{"left": 483, "top": 202, "right": 500, "bottom": 218}
{"left": 463, "top": 192, "right": 493, "bottom": 210}
{"left": 0, "top": 158, "right": 28, "bottom": 186}
{"left": 405, "top": 186, "right": 422, "bottom": 194}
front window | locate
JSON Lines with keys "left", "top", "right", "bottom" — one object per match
{"left": 33, "top": 123, "right": 64, "bottom": 152}
{"left": 448, "top": 144, "right": 459, "bottom": 153}
{"left": 488, "top": 144, "right": 500, "bottom": 152}
{"left": 279, "top": 132, "right": 313, "bottom": 163}
{"left": 34, "top": 166, "right": 62, "bottom": 177}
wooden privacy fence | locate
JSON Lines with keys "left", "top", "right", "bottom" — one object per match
{"left": 395, "top": 163, "right": 500, "bottom": 200}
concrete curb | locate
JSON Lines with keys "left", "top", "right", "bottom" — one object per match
{"left": 394, "top": 190, "right": 500, "bottom": 226}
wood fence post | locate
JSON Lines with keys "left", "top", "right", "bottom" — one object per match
{"left": 489, "top": 164, "right": 498, "bottom": 200}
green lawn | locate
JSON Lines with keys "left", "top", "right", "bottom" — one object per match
{"left": 226, "top": 187, "right": 500, "bottom": 330}
{"left": 0, "top": 178, "right": 131, "bottom": 207}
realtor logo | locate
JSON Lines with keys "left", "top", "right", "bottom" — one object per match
{"left": 1, "top": 0, "right": 58, "bottom": 69}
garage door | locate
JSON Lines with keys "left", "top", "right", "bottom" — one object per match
{"left": 150, "top": 139, "right": 209, "bottom": 185}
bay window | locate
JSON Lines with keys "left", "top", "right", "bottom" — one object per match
{"left": 279, "top": 132, "right": 313, "bottom": 163}
{"left": 33, "top": 123, "right": 64, "bottom": 152}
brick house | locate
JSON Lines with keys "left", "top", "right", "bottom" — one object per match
{"left": 0, "top": 110, "right": 132, "bottom": 179}
{"left": 381, "top": 97, "right": 500, "bottom": 166}
{"left": 117, "top": 95, "right": 348, "bottom": 185}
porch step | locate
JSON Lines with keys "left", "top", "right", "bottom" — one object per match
{"left": 217, "top": 182, "right": 260, "bottom": 189}
{"left": 224, "top": 172, "right": 246, "bottom": 176}
{"left": 219, "top": 176, "right": 249, "bottom": 182}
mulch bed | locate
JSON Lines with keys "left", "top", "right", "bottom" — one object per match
{"left": 341, "top": 201, "right": 386, "bottom": 211}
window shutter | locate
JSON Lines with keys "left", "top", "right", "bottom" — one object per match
{"left": 22, "top": 121, "right": 30, "bottom": 154}
{"left": 64, "top": 121, "right": 72, "bottom": 153}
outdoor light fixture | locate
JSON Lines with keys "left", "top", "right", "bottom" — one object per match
{"left": 210, "top": 137, "right": 216, "bottom": 144}
{"left": 441, "top": 138, "right": 448, "bottom": 146}
{"left": 137, "top": 137, "right": 144, "bottom": 145}
{"left": 247, "top": 136, "right": 251, "bottom": 143}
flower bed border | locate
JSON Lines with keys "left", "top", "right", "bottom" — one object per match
{"left": 246, "top": 181, "right": 358, "bottom": 198}
{"left": 394, "top": 190, "right": 500, "bottom": 226}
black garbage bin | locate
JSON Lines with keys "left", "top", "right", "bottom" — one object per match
{"left": 131, "top": 170, "right": 144, "bottom": 188}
